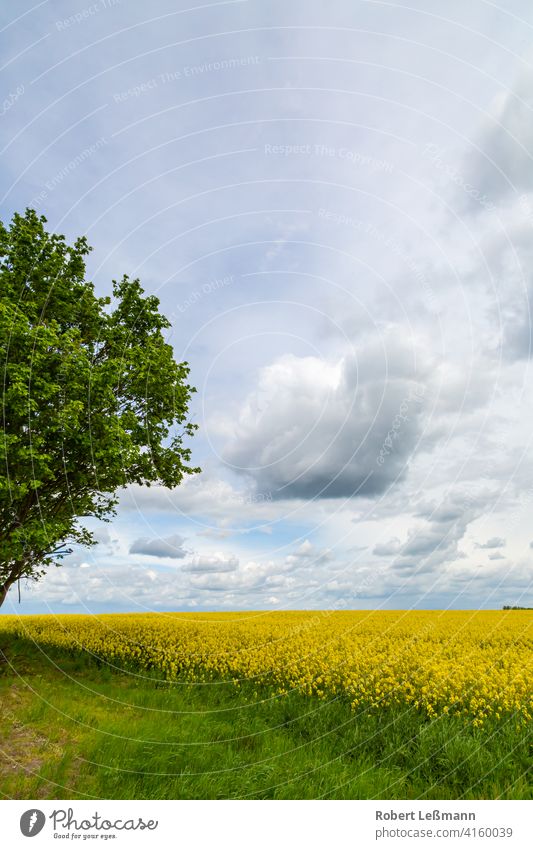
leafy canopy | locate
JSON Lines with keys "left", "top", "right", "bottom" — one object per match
{"left": 0, "top": 209, "right": 199, "bottom": 602}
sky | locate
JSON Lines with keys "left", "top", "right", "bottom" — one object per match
{"left": 1, "top": 0, "right": 533, "bottom": 613}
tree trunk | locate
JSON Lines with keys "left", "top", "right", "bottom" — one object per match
{"left": 0, "top": 561, "right": 25, "bottom": 608}
{"left": 0, "top": 581, "right": 11, "bottom": 608}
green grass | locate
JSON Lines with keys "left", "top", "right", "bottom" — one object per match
{"left": 0, "top": 634, "right": 530, "bottom": 800}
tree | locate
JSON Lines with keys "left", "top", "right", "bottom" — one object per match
{"left": 0, "top": 209, "right": 199, "bottom": 607}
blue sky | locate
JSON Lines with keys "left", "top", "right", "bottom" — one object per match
{"left": 1, "top": 0, "right": 533, "bottom": 613}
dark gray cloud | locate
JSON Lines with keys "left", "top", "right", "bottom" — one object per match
{"left": 129, "top": 534, "right": 187, "bottom": 559}
{"left": 417, "top": 502, "right": 466, "bottom": 524}
{"left": 224, "top": 334, "right": 428, "bottom": 500}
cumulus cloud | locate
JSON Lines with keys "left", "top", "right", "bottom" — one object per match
{"left": 187, "top": 560, "right": 286, "bottom": 593}
{"left": 475, "top": 537, "right": 506, "bottom": 550}
{"left": 223, "top": 333, "right": 429, "bottom": 500}
{"left": 129, "top": 534, "right": 187, "bottom": 559}
{"left": 390, "top": 494, "right": 483, "bottom": 574}
{"left": 293, "top": 540, "right": 314, "bottom": 557}
{"left": 21, "top": 561, "right": 175, "bottom": 608}
{"left": 183, "top": 553, "right": 239, "bottom": 573}
{"left": 285, "top": 540, "right": 332, "bottom": 566}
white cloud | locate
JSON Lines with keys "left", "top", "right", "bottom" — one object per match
{"left": 187, "top": 559, "right": 283, "bottom": 593}
{"left": 285, "top": 539, "right": 332, "bottom": 566}
{"left": 183, "top": 553, "right": 238, "bottom": 573}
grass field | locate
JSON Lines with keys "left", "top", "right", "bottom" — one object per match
{"left": 0, "top": 612, "right": 531, "bottom": 800}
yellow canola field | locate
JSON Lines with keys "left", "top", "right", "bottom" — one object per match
{"left": 1, "top": 610, "right": 531, "bottom": 725}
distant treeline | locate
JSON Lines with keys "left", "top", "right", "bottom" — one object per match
{"left": 502, "top": 606, "right": 533, "bottom": 610}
